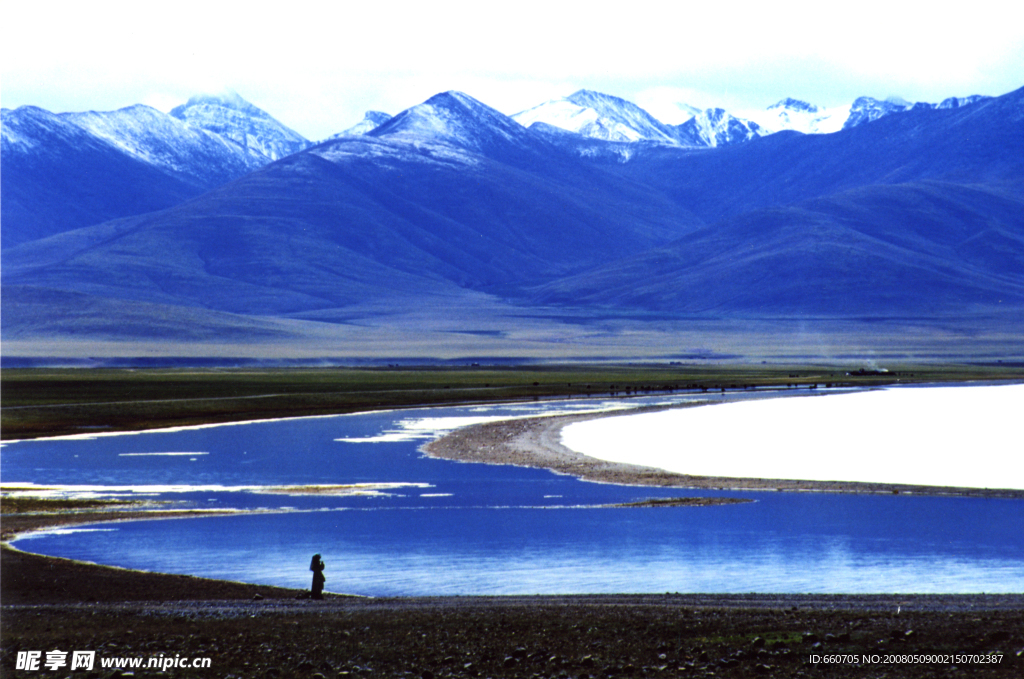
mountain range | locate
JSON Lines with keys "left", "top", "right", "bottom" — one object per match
{"left": 1, "top": 93, "right": 310, "bottom": 247}
{"left": 2, "top": 85, "right": 1022, "bottom": 363}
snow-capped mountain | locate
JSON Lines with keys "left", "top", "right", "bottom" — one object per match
{"left": 842, "top": 96, "right": 917, "bottom": 129}
{"left": 838, "top": 94, "right": 988, "bottom": 129}
{"left": 2, "top": 92, "right": 312, "bottom": 247}
{"left": 937, "top": 95, "right": 989, "bottom": 109}
{"left": 170, "top": 91, "right": 309, "bottom": 162}
{"left": 513, "top": 90, "right": 767, "bottom": 149}
{"left": 2, "top": 105, "right": 104, "bottom": 154}
{"left": 744, "top": 98, "right": 850, "bottom": 135}
{"left": 738, "top": 93, "right": 992, "bottom": 135}
{"left": 3, "top": 84, "right": 1005, "bottom": 257}
{"left": 1, "top": 105, "right": 206, "bottom": 247}
{"left": 368, "top": 91, "right": 545, "bottom": 160}
{"left": 673, "top": 108, "right": 767, "bottom": 147}
{"left": 4, "top": 84, "right": 1022, "bottom": 357}
{"left": 64, "top": 104, "right": 261, "bottom": 186}
{"left": 513, "top": 90, "right": 678, "bottom": 144}
{"left": 332, "top": 111, "right": 392, "bottom": 138}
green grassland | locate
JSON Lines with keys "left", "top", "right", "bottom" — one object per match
{"left": 2, "top": 364, "right": 1021, "bottom": 440}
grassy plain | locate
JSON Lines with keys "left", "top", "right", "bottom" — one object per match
{"left": 3, "top": 363, "right": 1021, "bottom": 440}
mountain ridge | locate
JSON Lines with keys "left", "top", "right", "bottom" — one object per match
{"left": 4, "top": 86, "right": 1022, "bottom": 361}
{"left": 2, "top": 93, "right": 310, "bottom": 248}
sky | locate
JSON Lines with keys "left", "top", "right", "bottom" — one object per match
{"left": 2, "top": 1, "right": 1023, "bottom": 140}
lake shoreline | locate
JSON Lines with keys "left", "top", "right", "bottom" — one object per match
{"left": 4, "top": 512, "right": 1024, "bottom": 678}
{"left": 6, "top": 509, "right": 1022, "bottom": 609}
{"left": 5, "top": 396, "right": 1024, "bottom": 677}
{"left": 4, "top": 513, "right": 1023, "bottom": 679}
{"left": 423, "top": 405, "right": 1024, "bottom": 499}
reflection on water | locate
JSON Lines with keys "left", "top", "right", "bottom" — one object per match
{"left": 6, "top": 393, "right": 1024, "bottom": 595}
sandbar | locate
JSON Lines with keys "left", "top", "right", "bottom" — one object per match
{"left": 425, "top": 386, "right": 1024, "bottom": 498}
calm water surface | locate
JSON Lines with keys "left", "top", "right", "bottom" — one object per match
{"left": 6, "top": 394, "right": 1023, "bottom": 595}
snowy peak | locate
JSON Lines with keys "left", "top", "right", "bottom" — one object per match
{"left": 333, "top": 111, "right": 392, "bottom": 138}
{"left": 768, "top": 98, "right": 820, "bottom": 113}
{"left": 1, "top": 105, "right": 101, "bottom": 153}
{"left": 512, "top": 89, "right": 770, "bottom": 149}
{"left": 566, "top": 89, "right": 679, "bottom": 143}
{"left": 513, "top": 89, "right": 677, "bottom": 144}
{"left": 749, "top": 92, "right": 994, "bottom": 135}
{"left": 3, "top": 92, "right": 315, "bottom": 206}
{"left": 173, "top": 91, "right": 267, "bottom": 118}
{"left": 170, "top": 90, "right": 309, "bottom": 161}
{"left": 749, "top": 98, "right": 849, "bottom": 135}
{"left": 937, "top": 95, "right": 989, "bottom": 109}
{"left": 843, "top": 96, "right": 915, "bottom": 129}
{"left": 62, "top": 104, "right": 262, "bottom": 186}
{"left": 674, "top": 108, "right": 767, "bottom": 147}
{"left": 369, "top": 91, "right": 539, "bottom": 157}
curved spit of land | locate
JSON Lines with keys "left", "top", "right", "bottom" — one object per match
{"left": 423, "top": 404, "right": 1024, "bottom": 499}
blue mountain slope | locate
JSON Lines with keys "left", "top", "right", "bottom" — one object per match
{"left": 64, "top": 104, "right": 262, "bottom": 186}
{"left": 619, "top": 86, "right": 1024, "bottom": 224}
{"left": 4, "top": 87, "right": 1023, "bottom": 351}
{"left": 1, "top": 107, "right": 204, "bottom": 248}
{"left": 532, "top": 182, "right": 1024, "bottom": 316}
{"left": 1, "top": 285, "right": 309, "bottom": 342}
{"left": 2, "top": 93, "right": 310, "bottom": 249}
{"left": 3, "top": 95, "right": 700, "bottom": 315}
{"left": 368, "top": 91, "right": 564, "bottom": 171}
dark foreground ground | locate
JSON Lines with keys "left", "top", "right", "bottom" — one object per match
{"left": 4, "top": 591, "right": 1022, "bottom": 679}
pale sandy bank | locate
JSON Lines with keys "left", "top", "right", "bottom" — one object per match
{"left": 561, "top": 384, "right": 1024, "bottom": 490}
{"left": 424, "top": 386, "right": 1024, "bottom": 498}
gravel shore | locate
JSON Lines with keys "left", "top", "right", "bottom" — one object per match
{"left": 4, "top": 581, "right": 1022, "bottom": 678}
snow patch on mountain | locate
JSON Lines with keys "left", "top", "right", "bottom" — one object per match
{"left": 937, "top": 95, "right": 990, "bottom": 109}
{"left": 64, "top": 105, "right": 259, "bottom": 181}
{"left": 1, "top": 106, "right": 100, "bottom": 153}
{"left": 743, "top": 98, "right": 851, "bottom": 135}
{"left": 333, "top": 111, "right": 393, "bottom": 138}
{"left": 566, "top": 90, "right": 679, "bottom": 144}
{"left": 314, "top": 134, "right": 482, "bottom": 170}
{"left": 3, "top": 92, "right": 314, "bottom": 196}
{"left": 674, "top": 108, "right": 767, "bottom": 147}
{"left": 513, "top": 90, "right": 771, "bottom": 149}
{"left": 513, "top": 90, "right": 678, "bottom": 145}
{"left": 369, "top": 91, "right": 539, "bottom": 157}
{"left": 740, "top": 92, "right": 992, "bottom": 135}
{"left": 515, "top": 99, "right": 639, "bottom": 141}
{"left": 842, "top": 96, "right": 916, "bottom": 129}
{"left": 170, "top": 91, "right": 309, "bottom": 162}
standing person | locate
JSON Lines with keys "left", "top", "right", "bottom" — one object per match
{"left": 310, "top": 553, "right": 325, "bottom": 599}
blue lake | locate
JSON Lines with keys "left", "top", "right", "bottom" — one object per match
{"left": 5, "top": 395, "right": 1024, "bottom": 595}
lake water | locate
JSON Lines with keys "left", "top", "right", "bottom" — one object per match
{"left": 5, "top": 390, "right": 1024, "bottom": 595}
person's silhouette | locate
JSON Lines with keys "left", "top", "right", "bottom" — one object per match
{"left": 310, "top": 553, "right": 325, "bottom": 600}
